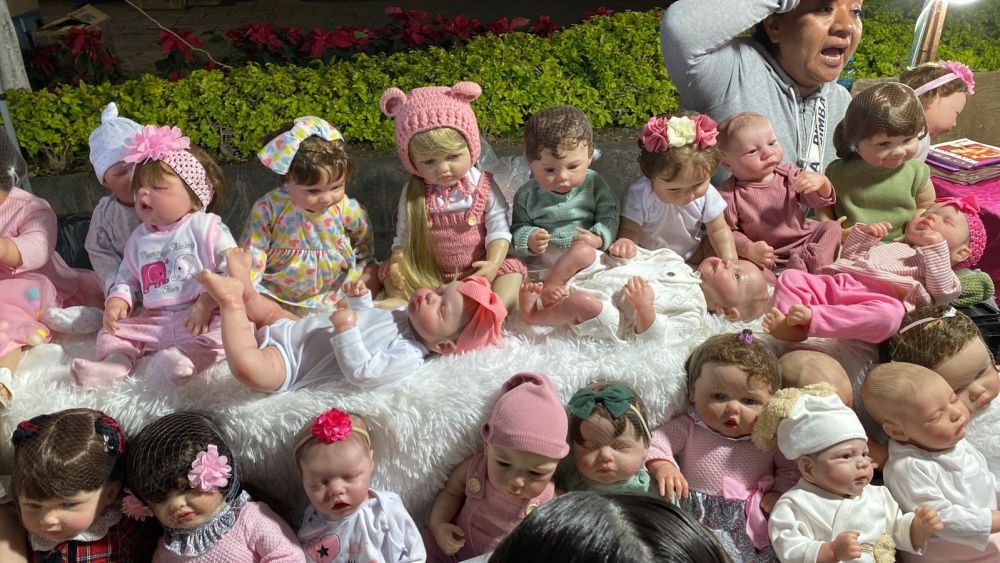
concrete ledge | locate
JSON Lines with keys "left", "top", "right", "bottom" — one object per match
{"left": 30, "top": 140, "right": 642, "bottom": 260}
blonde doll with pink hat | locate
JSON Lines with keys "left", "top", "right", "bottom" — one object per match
{"left": 379, "top": 81, "right": 526, "bottom": 309}
{"left": 424, "top": 372, "right": 569, "bottom": 562}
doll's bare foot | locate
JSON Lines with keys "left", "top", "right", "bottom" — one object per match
{"left": 196, "top": 270, "right": 245, "bottom": 311}
{"left": 540, "top": 284, "right": 569, "bottom": 309}
{"left": 762, "top": 307, "right": 809, "bottom": 342}
{"left": 518, "top": 282, "right": 543, "bottom": 324}
{"left": 224, "top": 248, "right": 256, "bottom": 300}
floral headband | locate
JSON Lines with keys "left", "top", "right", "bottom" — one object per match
{"left": 913, "top": 61, "right": 975, "bottom": 97}
{"left": 121, "top": 443, "right": 232, "bottom": 521}
{"left": 897, "top": 306, "right": 957, "bottom": 335}
{"left": 640, "top": 114, "right": 718, "bottom": 153}
{"left": 258, "top": 116, "right": 344, "bottom": 175}
{"left": 123, "top": 125, "right": 214, "bottom": 209}
{"left": 568, "top": 385, "right": 652, "bottom": 442}
{"left": 12, "top": 412, "right": 125, "bottom": 457}
{"left": 936, "top": 195, "right": 985, "bottom": 268}
{"left": 292, "top": 408, "right": 371, "bottom": 460}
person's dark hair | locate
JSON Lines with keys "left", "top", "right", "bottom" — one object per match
{"left": 489, "top": 492, "right": 732, "bottom": 563}
{"left": 126, "top": 412, "right": 240, "bottom": 504}
{"left": 11, "top": 408, "right": 126, "bottom": 501}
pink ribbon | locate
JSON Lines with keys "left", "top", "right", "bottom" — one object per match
{"left": 935, "top": 195, "right": 980, "bottom": 214}
{"left": 722, "top": 475, "right": 775, "bottom": 550}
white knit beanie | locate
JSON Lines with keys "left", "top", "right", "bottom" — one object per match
{"left": 89, "top": 102, "right": 142, "bottom": 183}
{"left": 777, "top": 394, "right": 868, "bottom": 460}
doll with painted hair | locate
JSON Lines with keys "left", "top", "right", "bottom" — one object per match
{"left": 754, "top": 384, "right": 942, "bottom": 563}
{"left": 380, "top": 81, "right": 526, "bottom": 309}
{"left": 899, "top": 60, "right": 975, "bottom": 162}
{"left": 70, "top": 125, "right": 237, "bottom": 387}
{"left": 424, "top": 372, "right": 569, "bottom": 562}
{"left": 864, "top": 363, "right": 1000, "bottom": 562}
{"left": 125, "top": 411, "right": 305, "bottom": 562}
{"left": 645, "top": 331, "right": 799, "bottom": 562}
{"left": 0, "top": 135, "right": 103, "bottom": 406}
{"left": 609, "top": 112, "right": 737, "bottom": 264}
{"left": 294, "top": 408, "right": 424, "bottom": 562}
{"left": 818, "top": 82, "right": 935, "bottom": 242}
{"left": 558, "top": 382, "right": 654, "bottom": 495}
{"left": 243, "top": 116, "right": 379, "bottom": 315}
{"left": 11, "top": 408, "right": 160, "bottom": 561}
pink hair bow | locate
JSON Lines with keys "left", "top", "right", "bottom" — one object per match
{"left": 936, "top": 195, "right": 980, "bottom": 214}
{"left": 121, "top": 490, "right": 153, "bottom": 521}
{"left": 311, "top": 408, "right": 353, "bottom": 443}
{"left": 123, "top": 125, "right": 190, "bottom": 163}
{"left": 188, "top": 444, "right": 232, "bottom": 492}
{"left": 942, "top": 60, "right": 975, "bottom": 95}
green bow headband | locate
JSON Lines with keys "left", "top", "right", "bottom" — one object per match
{"left": 569, "top": 384, "right": 652, "bottom": 442}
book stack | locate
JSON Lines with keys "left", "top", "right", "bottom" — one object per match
{"left": 927, "top": 138, "right": 1000, "bottom": 185}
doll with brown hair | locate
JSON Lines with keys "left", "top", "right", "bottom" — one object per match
{"left": 863, "top": 363, "right": 1000, "bottom": 562}
{"left": 817, "top": 82, "right": 935, "bottom": 242}
{"left": 10, "top": 408, "right": 160, "bottom": 561}
{"left": 645, "top": 330, "right": 798, "bottom": 561}
{"left": 610, "top": 112, "right": 737, "bottom": 264}
{"left": 754, "top": 384, "right": 942, "bottom": 563}
{"left": 125, "top": 411, "right": 304, "bottom": 562}
{"left": 899, "top": 61, "right": 975, "bottom": 162}
{"left": 244, "top": 117, "right": 379, "bottom": 316}
{"left": 379, "top": 82, "right": 526, "bottom": 310}
{"left": 70, "top": 125, "right": 238, "bottom": 388}
{"left": 558, "top": 382, "right": 654, "bottom": 495}
{"left": 887, "top": 305, "right": 999, "bottom": 416}
{"left": 294, "top": 407, "right": 424, "bottom": 562}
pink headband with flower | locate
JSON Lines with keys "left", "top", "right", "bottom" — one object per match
{"left": 913, "top": 61, "right": 975, "bottom": 97}
{"left": 293, "top": 408, "right": 371, "bottom": 460}
{"left": 640, "top": 114, "right": 718, "bottom": 153}
{"left": 123, "top": 125, "right": 214, "bottom": 209}
{"left": 936, "top": 195, "right": 985, "bottom": 268}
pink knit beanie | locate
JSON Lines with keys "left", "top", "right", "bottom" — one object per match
{"left": 454, "top": 276, "right": 507, "bottom": 354}
{"left": 936, "top": 195, "right": 985, "bottom": 268}
{"left": 380, "top": 81, "right": 482, "bottom": 176}
{"left": 482, "top": 372, "right": 569, "bottom": 460}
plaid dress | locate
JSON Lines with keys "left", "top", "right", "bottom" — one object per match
{"left": 30, "top": 513, "right": 160, "bottom": 563}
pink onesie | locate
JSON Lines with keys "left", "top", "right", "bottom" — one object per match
{"left": 424, "top": 451, "right": 554, "bottom": 562}
{"left": 0, "top": 187, "right": 102, "bottom": 356}
{"left": 718, "top": 164, "right": 840, "bottom": 272}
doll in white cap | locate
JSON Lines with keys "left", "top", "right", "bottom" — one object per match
{"left": 754, "top": 383, "right": 942, "bottom": 563}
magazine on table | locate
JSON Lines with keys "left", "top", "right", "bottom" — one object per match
{"left": 927, "top": 138, "right": 1000, "bottom": 170}
{"left": 929, "top": 162, "right": 1000, "bottom": 185}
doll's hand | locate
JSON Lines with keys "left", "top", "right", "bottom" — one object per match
{"left": 760, "top": 491, "right": 780, "bottom": 515}
{"left": 791, "top": 171, "right": 833, "bottom": 198}
{"left": 623, "top": 276, "right": 654, "bottom": 312}
{"left": 740, "top": 241, "right": 775, "bottom": 268}
{"left": 648, "top": 460, "right": 689, "bottom": 501}
{"left": 431, "top": 522, "right": 466, "bottom": 555}
{"left": 103, "top": 298, "right": 129, "bottom": 334}
{"left": 527, "top": 228, "right": 551, "bottom": 254}
{"left": 471, "top": 260, "right": 500, "bottom": 282}
{"left": 184, "top": 297, "right": 213, "bottom": 336}
{"left": 912, "top": 505, "right": 944, "bottom": 538}
{"left": 329, "top": 300, "right": 357, "bottom": 333}
{"left": 829, "top": 531, "right": 862, "bottom": 561}
{"left": 342, "top": 279, "right": 369, "bottom": 298}
{"left": 861, "top": 222, "right": 892, "bottom": 239}
{"left": 909, "top": 226, "right": 944, "bottom": 247}
{"left": 572, "top": 227, "right": 603, "bottom": 249}
{"left": 608, "top": 237, "right": 637, "bottom": 259}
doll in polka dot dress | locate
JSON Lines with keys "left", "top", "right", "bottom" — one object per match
{"left": 244, "top": 117, "right": 379, "bottom": 315}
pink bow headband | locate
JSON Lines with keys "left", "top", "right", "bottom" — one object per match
{"left": 640, "top": 114, "right": 719, "bottom": 154}
{"left": 913, "top": 61, "right": 975, "bottom": 97}
{"left": 936, "top": 195, "right": 985, "bottom": 268}
{"left": 123, "top": 125, "right": 214, "bottom": 209}
{"left": 258, "top": 116, "right": 344, "bottom": 175}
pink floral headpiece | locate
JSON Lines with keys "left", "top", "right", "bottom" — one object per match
{"left": 913, "top": 60, "right": 975, "bottom": 97}
{"left": 936, "top": 195, "right": 985, "bottom": 268}
{"left": 121, "top": 489, "right": 154, "bottom": 521}
{"left": 293, "top": 408, "right": 370, "bottom": 460}
{"left": 123, "top": 125, "right": 215, "bottom": 209}
{"left": 187, "top": 444, "right": 231, "bottom": 492}
{"left": 640, "top": 114, "right": 718, "bottom": 154}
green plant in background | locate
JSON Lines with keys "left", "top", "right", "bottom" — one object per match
{"left": 4, "top": 4, "right": 998, "bottom": 175}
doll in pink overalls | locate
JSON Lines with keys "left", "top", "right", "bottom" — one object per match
{"left": 424, "top": 372, "right": 569, "bottom": 562}
{"left": 379, "top": 81, "right": 526, "bottom": 310}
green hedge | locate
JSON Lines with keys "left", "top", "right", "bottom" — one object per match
{"left": 5, "top": 2, "right": 999, "bottom": 175}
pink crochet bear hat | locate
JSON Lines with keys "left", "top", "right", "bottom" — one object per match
{"left": 482, "top": 372, "right": 569, "bottom": 460}
{"left": 453, "top": 276, "right": 507, "bottom": 354}
{"left": 936, "top": 195, "right": 985, "bottom": 269}
{"left": 380, "top": 81, "right": 482, "bottom": 176}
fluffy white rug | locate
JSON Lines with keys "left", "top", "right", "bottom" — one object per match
{"left": 1, "top": 314, "right": 885, "bottom": 527}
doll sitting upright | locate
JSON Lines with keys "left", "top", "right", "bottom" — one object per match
{"left": 754, "top": 384, "right": 942, "bottom": 563}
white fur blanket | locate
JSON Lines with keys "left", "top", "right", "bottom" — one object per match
{"left": 0, "top": 311, "right": 895, "bottom": 527}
